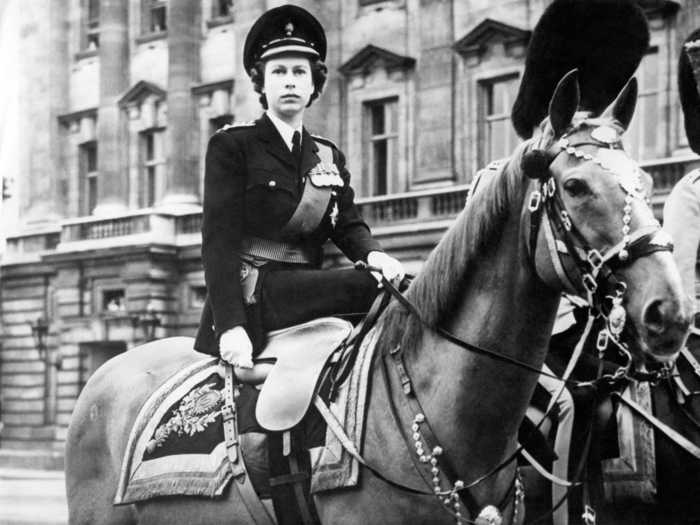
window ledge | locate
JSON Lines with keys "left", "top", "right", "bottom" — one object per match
{"left": 206, "top": 16, "right": 233, "bottom": 29}
{"left": 135, "top": 30, "right": 167, "bottom": 45}
{"left": 75, "top": 48, "right": 98, "bottom": 61}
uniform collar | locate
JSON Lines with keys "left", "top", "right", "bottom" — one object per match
{"left": 266, "top": 111, "right": 303, "bottom": 151}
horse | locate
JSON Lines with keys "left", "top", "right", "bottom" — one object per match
{"left": 525, "top": 170, "right": 700, "bottom": 525}
{"left": 65, "top": 70, "right": 692, "bottom": 525}
{"left": 525, "top": 304, "right": 700, "bottom": 525}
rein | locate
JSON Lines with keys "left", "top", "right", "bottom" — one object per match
{"left": 339, "top": 125, "right": 675, "bottom": 523}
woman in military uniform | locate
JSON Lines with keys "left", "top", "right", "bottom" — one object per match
{"left": 194, "top": 5, "right": 404, "bottom": 368}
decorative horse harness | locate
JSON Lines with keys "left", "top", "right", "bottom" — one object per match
{"left": 337, "top": 122, "right": 677, "bottom": 525}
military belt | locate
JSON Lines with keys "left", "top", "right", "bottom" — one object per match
{"left": 240, "top": 236, "right": 316, "bottom": 265}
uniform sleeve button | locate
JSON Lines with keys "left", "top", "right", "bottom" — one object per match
{"left": 268, "top": 180, "right": 277, "bottom": 188}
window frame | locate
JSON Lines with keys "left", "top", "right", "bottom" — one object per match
{"left": 79, "top": 141, "right": 98, "bottom": 216}
{"left": 362, "top": 97, "right": 399, "bottom": 196}
{"left": 141, "top": 0, "right": 168, "bottom": 36}
{"left": 139, "top": 128, "right": 165, "bottom": 208}
{"left": 626, "top": 46, "right": 664, "bottom": 161}
{"left": 476, "top": 72, "right": 520, "bottom": 168}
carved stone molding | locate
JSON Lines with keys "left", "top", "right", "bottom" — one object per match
{"left": 454, "top": 19, "right": 530, "bottom": 64}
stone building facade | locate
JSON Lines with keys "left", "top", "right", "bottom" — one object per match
{"left": 0, "top": 0, "right": 697, "bottom": 466}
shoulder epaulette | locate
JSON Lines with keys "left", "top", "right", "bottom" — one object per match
{"left": 690, "top": 169, "right": 700, "bottom": 185}
{"left": 311, "top": 134, "right": 338, "bottom": 149}
{"left": 217, "top": 121, "right": 255, "bottom": 133}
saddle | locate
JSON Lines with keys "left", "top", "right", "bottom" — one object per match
{"left": 247, "top": 317, "right": 352, "bottom": 431}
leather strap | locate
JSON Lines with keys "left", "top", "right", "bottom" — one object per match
{"left": 222, "top": 363, "right": 278, "bottom": 525}
{"left": 681, "top": 345, "right": 700, "bottom": 379}
{"left": 612, "top": 390, "right": 700, "bottom": 459}
{"left": 280, "top": 141, "right": 335, "bottom": 237}
{"left": 520, "top": 447, "right": 575, "bottom": 487}
{"left": 287, "top": 454, "right": 315, "bottom": 525}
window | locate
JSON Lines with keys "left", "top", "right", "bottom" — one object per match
{"left": 143, "top": 0, "right": 167, "bottom": 34}
{"left": 189, "top": 285, "right": 207, "bottom": 309}
{"left": 82, "top": 0, "right": 100, "bottom": 50}
{"left": 478, "top": 74, "right": 520, "bottom": 166}
{"left": 79, "top": 141, "right": 98, "bottom": 215}
{"left": 209, "top": 114, "right": 234, "bottom": 137}
{"left": 103, "top": 290, "right": 126, "bottom": 312}
{"left": 626, "top": 49, "right": 662, "bottom": 160}
{"left": 140, "top": 129, "right": 164, "bottom": 207}
{"left": 212, "top": 0, "right": 233, "bottom": 19}
{"left": 363, "top": 98, "right": 398, "bottom": 196}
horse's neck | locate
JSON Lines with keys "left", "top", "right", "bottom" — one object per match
{"left": 405, "top": 217, "right": 559, "bottom": 486}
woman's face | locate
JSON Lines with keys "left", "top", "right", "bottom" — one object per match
{"left": 263, "top": 55, "right": 314, "bottom": 120}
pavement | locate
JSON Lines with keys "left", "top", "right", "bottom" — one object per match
{"left": 0, "top": 468, "right": 67, "bottom": 525}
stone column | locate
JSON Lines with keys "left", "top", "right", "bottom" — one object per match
{"left": 94, "top": 0, "right": 129, "bottom": 216}
{"left": 160, "top": 0, "right": 201, "bottom": 211}
{"left": 18, "top": 0, "right": 68, "bottom": 228}
{"left": 233, "top": 0, "right": 266, "bottom": 121}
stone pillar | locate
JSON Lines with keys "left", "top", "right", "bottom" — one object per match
{"left": 414, "top": 0, "right": 454, "bottom": 184}
{"left": 233, "top": 0, "right": 266, "bottom": 121}
{"left": 94, "top": 0, "right": 129, "bottom": 216}
{"left": 160, "top": 0, "right": 201, "bottom": 211}
{"left": 18, "top": 0, "right": 68, "bottom": 228}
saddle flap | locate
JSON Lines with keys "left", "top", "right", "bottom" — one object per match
{"left": 256, "top": 317, "right": 352, "bottom": 432}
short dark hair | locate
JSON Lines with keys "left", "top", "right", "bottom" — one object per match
{"left": 249, "top": 56, "right": 328, "bottom": 110}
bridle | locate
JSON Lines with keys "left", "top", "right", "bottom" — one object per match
{"left": 343, "top": 121, "right": 676, "bottom": 525}
{"left": 526, "top": 122, "right": 673, "bottom": 348}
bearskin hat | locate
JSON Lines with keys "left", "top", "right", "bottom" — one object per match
{"left": 679, "top": 29, "right": 700, "bottom": 154}
{"left": 511, "top": 0, "right": 649, "bottom": 138}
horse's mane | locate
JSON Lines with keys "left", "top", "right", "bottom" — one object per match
{"left": 377, "top": 138, "right": 533, "bottom": 356}
{"left": 377, "top": 113, "right": 631, "bottom": 356}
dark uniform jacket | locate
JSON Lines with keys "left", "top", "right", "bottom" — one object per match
{"left": 194, "top": 114, "right": 381, "bottom": 355}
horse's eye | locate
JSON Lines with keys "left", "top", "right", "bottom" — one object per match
{"left": 563, "top": 179, "right": 590, "bottom": 198}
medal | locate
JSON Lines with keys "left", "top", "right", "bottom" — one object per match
{"left": 330, "top": 201, "right": 339, "bottom": 228}
{"left": 608, "top": 294, "right": 626, "bottom": 338}
{"left": 309, "top": 162, "right": 344, "bottom": 187}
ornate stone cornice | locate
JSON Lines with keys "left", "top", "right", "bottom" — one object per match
{"left": 117, "top": 80, "right": 166, "bottom": 109}
{"left": 57, "top": 107, "right": 98, "bottom": 128}
{"left": 454, "top": 19, "right": 530, "bottom": 59}
{"left": 339, "top": 45, "right": 415, "bottom": 76}
{"left": 190, "top": 78, "right": 234, "bottom": 97}
{"left": 636, "top": 0, "right": 681, "bottom": 17}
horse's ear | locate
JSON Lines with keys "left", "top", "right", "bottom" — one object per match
{"left": 549, "top": 69, "right": 580, "bottom": 137}
{"left": 601, "top": 77, "right": 638, "bottom": 131}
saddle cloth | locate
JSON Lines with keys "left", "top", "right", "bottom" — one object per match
{"left": 309, "top": 325, "right": 380, "bottom": 493}
{"left": 113, "top": 320, "right": 377, "bottom": 504}
{"left": 114, "top": 358, "right": 234, "bottom": 504}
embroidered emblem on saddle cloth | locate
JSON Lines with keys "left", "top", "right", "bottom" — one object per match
{"left": 114, "top": 359, "right": 261, "bottom": 504}
{"left": 310, "top": 326, "right": 380, "bottom": 493}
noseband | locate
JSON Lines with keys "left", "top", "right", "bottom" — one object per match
{"left": 527, "top": 124, "right": 674, "bottom": 343}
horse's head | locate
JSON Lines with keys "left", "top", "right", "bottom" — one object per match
{"left": 524, "top": 70, "right": 692, "bottom": 365}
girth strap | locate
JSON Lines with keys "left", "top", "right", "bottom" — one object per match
{"left": 612, "top": 390, "right": 700, "bottom": 459}
{"left": 222, "top": 363, "right": 278, "bottom": 525}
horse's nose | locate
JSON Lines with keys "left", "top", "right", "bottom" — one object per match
{"left": 642, "top": 297, "right": 691, "bottom": 355}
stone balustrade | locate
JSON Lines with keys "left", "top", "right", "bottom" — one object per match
{"left": 4, "top": 155, "right": 699, "bottom": 257}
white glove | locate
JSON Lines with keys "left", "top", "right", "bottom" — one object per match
{"left": 367, "top": 251, "right": 405, "bottom": 286}
{"left": 219, "top": 326, "right": 254, "bottom": 368}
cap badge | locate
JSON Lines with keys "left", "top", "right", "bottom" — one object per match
{"left": 285, "top": 22, "right": 294, "bottom": 36}
{"left": 591, "top": 126, "right": 619, "bottom": 145}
